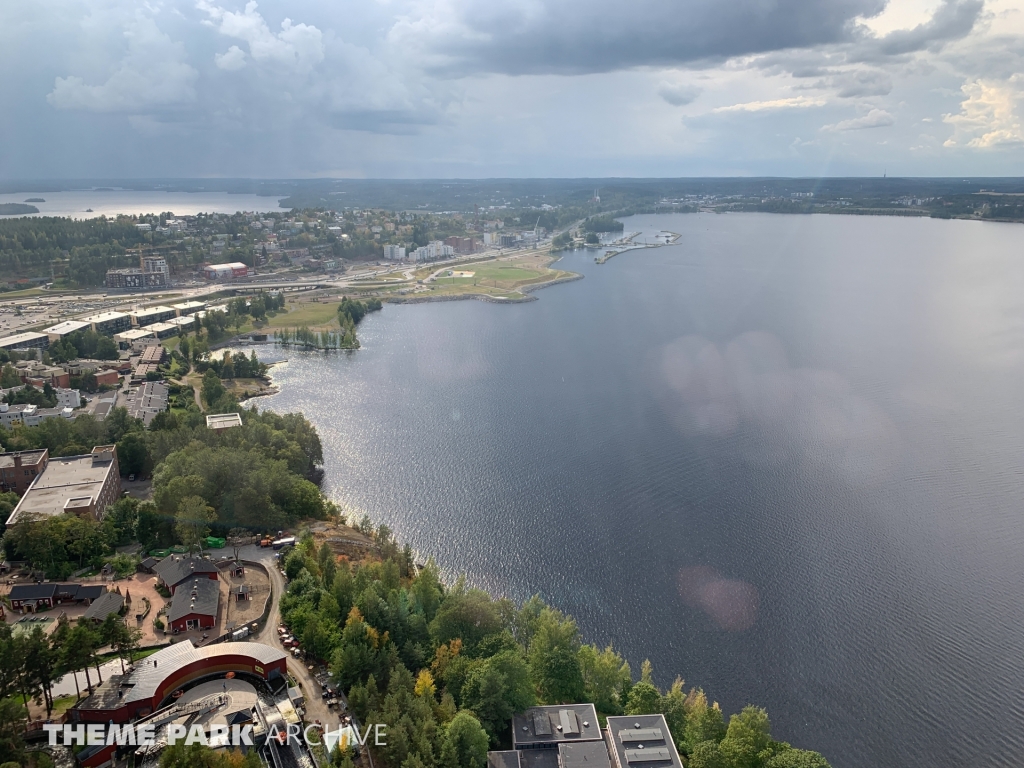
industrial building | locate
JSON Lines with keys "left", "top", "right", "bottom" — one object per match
{"left": 5, "top": 445, "right": 121, "bottom": 526}
{"left": 203, "top": 262, "right": 250, "bottom": 280}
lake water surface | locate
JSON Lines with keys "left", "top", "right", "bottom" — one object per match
{"left": 253, "top": 213, "right": 1024, "bottom": 768}
{"left": 0, "top": 190, "right": 287, "bottom": 218}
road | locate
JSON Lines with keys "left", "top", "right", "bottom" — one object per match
{"left": 213, "top": 544, "right": 337, "bottom": 730}
{"left": 0, "top": 244, "right": 547, "bottom": 338}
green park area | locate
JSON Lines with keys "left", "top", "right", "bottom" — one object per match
{"left": 265, "top": 300, "right": 341, "bottom": 330}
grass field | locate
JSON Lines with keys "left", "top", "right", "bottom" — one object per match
{"left": 0, "top": 287, "right": 47, "bottom": 300}
{"left": 223, "top": 377, "right": 271, "bottom": 397}
{"left": 266, "top": 301, "right": 340, "bottom": 329}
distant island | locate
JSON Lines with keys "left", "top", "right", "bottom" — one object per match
{"left": 0, "top": 203, "right": 38, "bottom": 215}
{"left": 24, "top": 198, "right": 45, "bottom": 203}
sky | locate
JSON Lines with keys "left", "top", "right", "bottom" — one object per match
{"left": 1, "top": 0, "right": 1023, "bottom": 178}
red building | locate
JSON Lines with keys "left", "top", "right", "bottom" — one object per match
{"left": 93, "top": 369, "right": 120, "bottom": 387}
{"left": 167, "top": 577, "right": 219, "bottom": 632}
{"left": 153, "top": 555, "right": 220, "bottom": 593}
{"left": 0, "top": 449, "right": 48, "bottom": 494}
{"left": 73, "top": 640, "right": 288, "bottom": 723}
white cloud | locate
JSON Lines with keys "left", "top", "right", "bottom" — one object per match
{"left": 197, "top": 0, "right": 324, "bottom": 71}
{"left": 47, "top": 15, "right": 197, "bottom": 113}
{"left": 215, "top": 44, "right": 247, "bottom": 71}
{"left": 714, "top": 96, "right": 827, "bottom": 113}
{"left": 823, "top": 108, "right": 896, "bottom": 130}
{"left": 943, "top": 77, "right": 1024, "bottom": 148}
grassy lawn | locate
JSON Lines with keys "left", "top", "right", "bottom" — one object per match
{"left": 0, "top": 287, "right": 47, "bottom": 299}
{"left": 223, "top": 377, "right": 270, "bottom": 397}
{"left": 161, "top": 336, "right": 181, "bottom": 352}
{"left": 266, "top": 301, "right": 340, "bottom": 329}
{"left": 52, "top": 695, "right": 79, "bottom": 716}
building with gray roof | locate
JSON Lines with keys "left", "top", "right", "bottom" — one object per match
{"left": 167, "top": 577, "right": 220, "bottom": 632}
{"left": 513, "top": 704, "right": 602, "bottom": 749}
{"left": 6, "top": 445, "right": 121, "bottom": 526}
{"left": 83, "top": 591, "right": 125, "bottom": 622}
{"left": 604, "top": 715, "right": 683, "bottom": 768}
{"left": 153, "top": 554, "right": 220, "bottom": 593}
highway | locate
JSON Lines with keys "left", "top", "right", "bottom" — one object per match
{"left": 0, "top": 249, "right": 521, "bottom": 339}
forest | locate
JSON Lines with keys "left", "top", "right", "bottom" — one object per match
{"left": 0, "top": 405, "right": 327, "bottom": 578}
{"left": 279, "top": 528, "right": 831, "bottom": 768}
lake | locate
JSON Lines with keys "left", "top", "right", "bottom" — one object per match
{"left": 0, "top": 190, "right": 288, "bottom": 218}
{"left": 252, "top": 212, "right": 1024, "bottom": 768}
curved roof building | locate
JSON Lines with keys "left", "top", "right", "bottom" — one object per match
{"left": 74, "top": 639, "right": 287, "bottom": 723}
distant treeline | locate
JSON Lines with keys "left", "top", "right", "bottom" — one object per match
{"left": 582, "top": 215, "right": 625, "bottom": 233}
{"left": 0, "top": 216, "right": 150, "bottom": 286}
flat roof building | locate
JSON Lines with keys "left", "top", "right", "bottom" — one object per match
{"left": 206, "top": 412, "right": 243, "bottom": 431}
{"left": 114, "top": 327, "right": 157, "bottom": 348}
{"left": 165, "top": 315, "right": 195, "bottom": 330}
{"left": 513, "top": 705, "right": 603, "bottom": 750}
{"left": 6, "top": 445, "right": 121, "bottom": 526}
{"left": 0, "top": 332, "right": 48, "bottom": 351}
{"left": 82, "top": 311, "right": 131, "bottom": 335}
{"left": 146, "top": 321, "right": 179, "bottom": 340}
{"left": 0, "top": 449, "right": 49, "bottom": 495}
{"left": 130, "top": 305, "right": 177, "bottom": 327}
{"left": 172, "top": 301, "right": 207, "bottom": 316}
{"left": 604, "top": 715, "right": 684, "bottom": 768}
{"left": 43, "top": 320, "right": 90, "bottom": 341}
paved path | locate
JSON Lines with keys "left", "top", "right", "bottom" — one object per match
{"left": 51, "top": 659, "right": 122, "bottom": 699}
{"left": 207, "top": 544, "right": 339, "bottom": 729}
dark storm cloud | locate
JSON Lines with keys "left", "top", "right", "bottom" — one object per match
{"left": 391, "top": 0, "right": 888, "bottom": 76}
{"left": 856, "top": 0, "right": 984, "bottom": 59}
